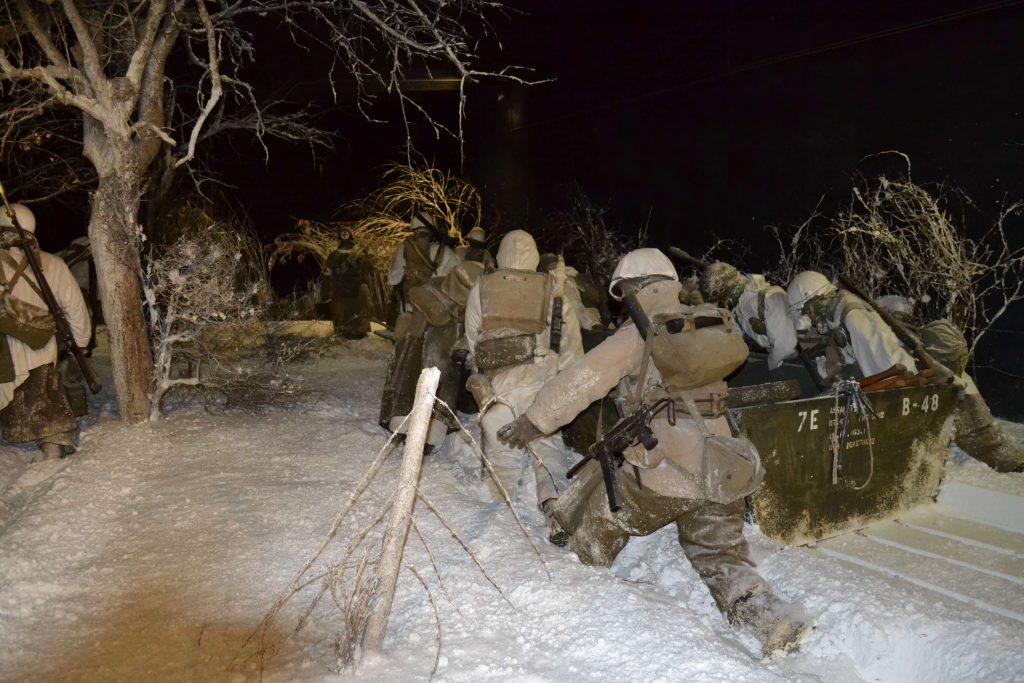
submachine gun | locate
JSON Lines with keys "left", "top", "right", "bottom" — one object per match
{"left": 566, "top": 398, "right": 674, "bottom": 512}
{"left": 0, "top": 181, "right": 101, "bottom": 394}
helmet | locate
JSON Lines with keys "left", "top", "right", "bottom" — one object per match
{"left": 466, "top": 226, "right": 486, "bottom": 247}
{"left": 786, "top": 270, "right": 835, "bottom": 315}
{"left": 699, "top": 262, "right": 746, "bottom": 307}
{"left": 0, "top": 203, "right": 35, "bottom": 234}
{"left": 608, "top": 248, "right": 678, "bottom": 300}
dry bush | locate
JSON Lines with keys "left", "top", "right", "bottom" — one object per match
{"left": 269, "top": 164, "right": 483, "bottom": 314}
{"left": 144, "top": 208, "right": 307, "bottom": 419}
{"left": 771, "top": 153, "right": 1024, "bottom": 354}
{"left": 535, "top": 190, "right": 647, "bottom": 294}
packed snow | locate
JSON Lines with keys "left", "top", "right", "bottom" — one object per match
{"left": 1, "top": 334, "right": 1022, "bottom": 682}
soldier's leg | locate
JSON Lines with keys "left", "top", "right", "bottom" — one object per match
{"left": 565, "top": 482, "right": 633, "bottom": 567}
{"left": 479, "top": 401, "right": 525, "bottom": 501}
{"left": 2, "top": 365, "right": 77, "bottom": 460}
{"left": 674, "top": 498, "right": 768, "bottom": 612}
{"left": 526, "top": 431, "right": 570, "bottom": 509}
{"left": 37, "top": 441, "right": 65, "bottom": 461}
{"left": 955, "top": 390, "right": 1024, "bottom": 473}
{"left": 675, "top": 498, "right": 811, "bottom": 657}
{"left": 561, "top": 469, "right": 677, "bottom": 567}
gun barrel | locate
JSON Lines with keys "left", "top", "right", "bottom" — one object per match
{"left": 667, "top": 246, "right": 710, "bottom": 271}
{"left": 622, "top": 293, "right": 652, "bottom": 339}
{"left": 598, "top": 449, "right": 621, "bottom": 512}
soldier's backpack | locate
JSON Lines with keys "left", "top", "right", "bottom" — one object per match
{"left": 0, "top": 251, "right": 56, "bottom": 350}
{"left": 918, "top": 318, "right": 969, "bottom": 376}
{"left": 642, "top": 303, "right": 750, "bottom": 392}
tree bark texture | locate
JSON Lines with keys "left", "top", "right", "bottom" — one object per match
{"left": 88, "top": 174, "right": 154, "bottom": 423}
{"left": 361, "top": 366, "right": 441, "bottom": 652}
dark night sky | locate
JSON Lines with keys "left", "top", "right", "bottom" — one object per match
{"left": 221, "top": 0, "right": 1024, "bottom": 257}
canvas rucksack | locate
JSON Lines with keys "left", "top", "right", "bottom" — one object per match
{"left": 644, "top": 303, "right": 750, "bottom": 392}
{"left": 0, "top": 250, "right": 56, "bottom": 350}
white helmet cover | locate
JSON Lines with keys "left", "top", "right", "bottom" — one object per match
{"left": 0, "top": 203, "right": 36, "bottom": 234}
{"left": 609, "top": 248, "right": 678, "bottom": 300}
{"left": 786, "top": 270, "right": 836, "bottom": 314}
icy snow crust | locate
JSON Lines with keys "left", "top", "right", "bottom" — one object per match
{"left": 1, "top": 338, "right": 1022, "bottom": 682}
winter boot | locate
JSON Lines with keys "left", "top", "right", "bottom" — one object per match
{"left": 542, "top": 499, "right": 569, "bottom": 547}
{"left": 955, "top": 393, "right": 1024, "bottom": 473}
{"left": 37, "top": 442, "right": 65, "bottom": 461}
{"left": 729, "top": 590, "right": 813, "bottom": 659}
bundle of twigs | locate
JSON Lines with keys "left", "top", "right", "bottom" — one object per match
{"left": 772, "top": 153, "right": 1024, "bottom": 354}
{"left": 269, "top": 165, "right": 483, "bottom": 315}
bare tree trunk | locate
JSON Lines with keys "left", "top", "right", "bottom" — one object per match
{"left": 361, "top": 366, "right": 440, "bottom": 652}
{"left": 89, "top": 174, "right": 154, "bottom": 423}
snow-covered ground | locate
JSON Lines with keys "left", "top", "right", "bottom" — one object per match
{"left": 1, "top": 336, "right": 1022, "bottom": 683}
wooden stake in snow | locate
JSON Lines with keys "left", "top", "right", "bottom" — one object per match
{"left": 361, "top": 366, "right": 440, "bottom": 652}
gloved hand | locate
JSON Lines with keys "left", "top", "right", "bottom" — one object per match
{"left": 497, "top": 414, "right": 543, "bottom": 448}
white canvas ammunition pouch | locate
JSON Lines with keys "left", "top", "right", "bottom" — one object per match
{"left": 474, "top": 333, "right": 537, "bottom": 371}
{"left": 478, "top": 270, "right": 551, "bottom": 334}
{"left": 648, "top": 305, "right": 749, "bottom": 392}
{"left": 683, "top": 398, "right": 764, "bottom": 504}
{"left": 466, "top": 372, "right": 496, "bottom": 409}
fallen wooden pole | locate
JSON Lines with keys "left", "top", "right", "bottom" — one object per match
{"left": 361, "top": 366, "right": 440, "bottom": 652}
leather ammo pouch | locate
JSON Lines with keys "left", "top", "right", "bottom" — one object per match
{"left": 474, "top": 334, "right": 536, "bottom": 371}
{"left": 682, "top": 398, "right": 764, "bottom": 504}
{"left": 408, "top": 281, "right": 458, "bottom": 327}
{"left": 0, "top": 252, "right": 56, "bottom": 350}
{"left": 649, "top": 305, "right": 749, "bottom": 392}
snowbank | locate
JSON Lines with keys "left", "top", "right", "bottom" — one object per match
{"left": 0, "top": 339, "right": 1021, "bottom": 682}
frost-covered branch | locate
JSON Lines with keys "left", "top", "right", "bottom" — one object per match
{"left": 772, "top": 154, "right": 1024, "bottom": 355}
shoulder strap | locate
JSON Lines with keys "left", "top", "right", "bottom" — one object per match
{"left": 757, "top": 289, "right": 767, "bottom": 325}
{"left": 630, "top": 322, "right": 657, "bottom": 409}
{"left": 0, "top": 250, "right": 32, "bottom": 293}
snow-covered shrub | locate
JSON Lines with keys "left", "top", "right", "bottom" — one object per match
{"left": 144, "top": 214, "right": 304, "bottom": 419}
